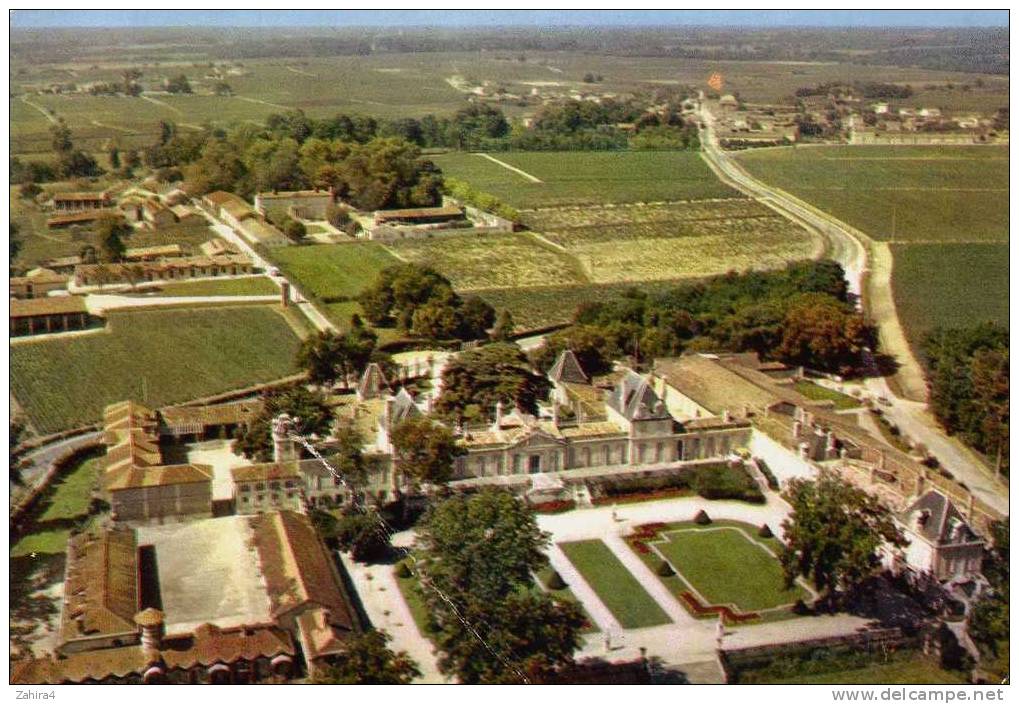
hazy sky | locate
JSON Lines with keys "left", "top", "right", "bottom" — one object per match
{"left": 10, "top": 9, "right": 1010, "bottom": 29}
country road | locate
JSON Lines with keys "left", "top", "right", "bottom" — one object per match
{"left": 696, "top": 102, "right": 1008, "bottom": 516}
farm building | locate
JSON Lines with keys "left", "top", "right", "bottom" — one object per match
{"left": 9, "top": 267, "right": 69, "bottom": 299}
{"left": 51, "top": 190, "right": 112, "bottom": 212}
{"left": 46, "top": 208, "right": 118, "bottom": 230}
{"left": 199, "top": 238, "right": 240, "bottom": 257}
{"left": 201, "top": 190, "right": 249, "bottom": 217}
{"left": 254, "top": 189, "right": 335, "bottom": 220}
{"left": 372, "top": 205, "right": 465, "bottom": 226}
{"left": 220, "top": 199, "right": 258, "bottom": 230}
{"left": 141, "top": 198, "right": 178, "bottom": 229}
{"left": 39, "top": 255, "right": 83, "bottom": 274}
{"left": 11, "top": 509, "right": 361, "bottom": 684}
{"left": 9, "top": 296, "right": 99, "bottom": 337}
{"left": 159, "top": 400, "right": 262, "bottom": 441}
{"left": 123, "top": 244, "right": 183, "bottom": 261}
{"left": 236, "top": 218, "right": 290, "bottom": 247}
{"left": 170, "top": 204, "right": 205, "bottom": 226}
{"left": 73, "top": 254, "right": 254, "bottom": 287}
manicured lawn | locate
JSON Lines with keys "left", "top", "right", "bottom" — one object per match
{"left": 10, "top": 305, "right": 301, "bottom": 434}
{"left": 761, "top": 657, "right": 970, "bottom": 685}
{"left": 130, "top": 277, "right": 280, "bottom": 297}
{"left": 11, "top": 528, "right": 72, "bottom": 558}
{"left": 891, "top": 242, "right": 1009, "bottom": 349}
{"left": 37, "top": 456, "right": 103, "bottom": 523}
{"left": 652, "top": 525, "right": 809, "bottom": 611}
{"left": 736, "top": 145, "right": 1008, "bottom": 243}
{"left": 558, "top": 539, "right": 671, "bottom": 629}
{"left": 268, "top": 242, "right": 399, "bottom": 301}
{"left": 432, "top": 151, "right": 739, "bottom": 208}
{"left": 794, "top": 380, "right": 861, "bottom": 410}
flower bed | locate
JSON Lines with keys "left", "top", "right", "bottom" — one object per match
{"left": 530, "top": 499, "right": 576, "bottom": 514}
{"left": 592, "top": 487, "right": 692, "bottom": 506}
{"left": 679, "top": 591, "right": 761, "bottom": 624}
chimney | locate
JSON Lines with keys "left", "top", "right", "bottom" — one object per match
{"left": 722, "top": 409, "right": 731, "bottom": 424}
{"left": 494, "top": 400, "right": 504, "bottom": 428}
{"left": 134, "top": 609, "right": 164, "bottom": 651}
{"left": 793, "top": 420, "right": 802, "bottom": 438}
{"left": 551, "top": 403, "right": 559, "bottom": 426}
{"left": 272, "top": 413, "right": 298, "bottom": 463}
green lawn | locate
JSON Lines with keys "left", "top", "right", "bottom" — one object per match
{"left": 558, "top": 539, "right": 671, "bottom": 629}
{"left": 129, "top": 277, "right": 280, "bottom": 297}
{"left": 794, "top": 380, "right": 861, "bottom": 410}
{"left": 433, "top": 151, "right": 739, "bottom": 208}
{"left": 891, "top": 242, "right": 1009, "bottom": 348}
{"left": 395, "top": 568, "right": 435, "bottom": 640}
{"left": 10, "top": 305, "right": 301, "bottom": 434}
{"left": 652, "top": 525, "right": 810, "bottom": 611}
{"left": 268, "top": 242, "right": 399, "bottom": 301}
{"left": 759, "top": 657, "right": 970, "bottom": 685}
{"left": 37, "top": 456, "right": 103, "bottom": 522}
{"left": 11, "top": 528, "right": 73, "bottom": 558}
{"left": 736, "top": 145, "right": 1008, "bottom": 243}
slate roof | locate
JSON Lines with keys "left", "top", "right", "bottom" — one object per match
{"left": 549, "top": 349, "right": 589, "bottom": 385}
{"left": 605, "top": 370, "right": 671, "bottom": 421}
{"left": 391, "top": 387, "right": 421, "bottom": 425}
{"left": 900, "top": 491, "right": 983, "bottom": 546}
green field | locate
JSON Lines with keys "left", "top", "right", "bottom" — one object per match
{"left": 891, "top": 242, "right": 1010, "bottom": 342}
{"left": 433, "top": 151, "right": 738, "bottom": 208}
{"left": 736, "top": 145, "right": 1008, "bottom": 243}
{"left": 10, "top": 305, "right": 301, "bottom": 434}
{"left": 12, "top": 453, "right": 103, "bottom": 558}
{"left": 558, "top": 539, "right": 671, "bottom": 629}
{"left": 746, "top": 652, "right": 970, "bottom": 685}
{"left": 652, "top": 525, "right": 810, "bottom": 612}
{"left": 128, "top": 276, "right": 279, "bottom": 297}
{"left": 267, "top": 242, "right": 399, "bottom": 302}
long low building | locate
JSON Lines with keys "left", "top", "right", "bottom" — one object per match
{"left": 74, "top": 254, "right": 254, "bottom": 286}
{"left": 10, "top": 296, "right": 99, "bottom": 337}
{"left": 9, "top": 267, "right": 69, "bottom": 299}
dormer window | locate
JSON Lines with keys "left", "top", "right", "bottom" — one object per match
{"left": 916, "top": 510, "right": 930, "bottom": 530}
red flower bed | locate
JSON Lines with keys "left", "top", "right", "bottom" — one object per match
{"left": 591, "top": 487, "right": 692, "bottom": 506}
{"left": 530, "top": 499, "right": 576, "bottom": 514}
{"left": 630, "top": 540, "right": 651, "bottom": 555}
{"left": 679, "top": 591, "right": 760, "bottom": 623}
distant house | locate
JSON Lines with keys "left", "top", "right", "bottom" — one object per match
{"left": 891, "top": 490, "right": 986, "bottom": 582}
{"left": 51, "top": 191, "right": 111, "bottom": 213}
{"left": 254, "top": 189, "right": 334, "bottom": 220}
{"left": 220, "top": 200, "right": 258, "bottom": 230}
{"left": 919, "top": 107, "right": 942, "bottom": 119}
{"left": 200, "top": 238, "right": 240, "bottom": 257}
{"left": 142, "top": 198, "right": 178, "bottom": 229}
{"left": 872, "top": 102, "right": 889, "bottom": 114}
{"left": 9, "top": 267, "right": 70, "bottom": 299}
{"left": 718, "top": 94, "right": 739, "bottom": 110}
{"left": 123, "top": 244, "right": 184, "bottom": 261}
{"left": 237, "top": 218, "right": 290, "bottom": 247}
{"left": 372, "top": 206, "right": 465, "bottom": 227}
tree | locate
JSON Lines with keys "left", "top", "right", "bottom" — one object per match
{"left": 776, "top": 293, "right": 875, "bottom": 375}
{"left": 10, "top": 415, "right": 27, "bottom": 484}
{"left": 490, "top": 309, "right": 515, "bottom": 342}
{"left": 436, "top": 343, "right": 550, "bottom": 423}
{"left": 333, "top": 510, "right": 391, "bottom": 562}
{"left": 968, "top": 520, "right": 1008, "bottom": 658}
{"left": 296, "top": 325, "right": 377, "bottom": 389}
{"left": 165, "top": 74, "right": 192, "bottom": 94}
{"left": 458, "top": 296, "right": 495, "bottom": 340}
{"left": 358, "top": 264, "right": 456, "bottom": 329}
{"left": 415, "top": 490, "right": 584, "bottom": 683}
{"left": 310, "top": 630, "right": 419, "bottom": 684}
{"left": 107, "top": 145, "right": 121, "bottom": 170}
{"left": 50, "top": 119, "right": 72, "bottom": 154}
{"left": 57, "top": 149, "right": 100, "bottom": 179}
{"left": 10, "top": 223, "right": 22, "bottom": 262}
{"left": 213, "top": 81, "right": 233, "bottom": 96}
{"left": 281, "top": 216, "right": 307, "bottom": 243}
{"left": 411, "top": 300, "right": 461, "bottom": 340}
{"left": 390, "top": 416, "right": 465, "bottom": 489}
{"left": 781, "top": 471, "right": 905, "bottom": 606}
{"left": 969, "top": 347, "right": 1009, "bottom": 475}
{"left": 233, "top": 385, "right": 333, "bottom": 461}
{"left": 93, "top": 213, "right": 130, "bottom": 262}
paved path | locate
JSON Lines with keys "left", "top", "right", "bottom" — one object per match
{"left": 83, "top": 293, "right": 278, "bottom": 314}
{"left": 339, "top": 548, "right": 446, "bottom": 683}
{"left": 10, "top": 431, "right": 103, "bottom": 511}
{"left": 547, "top": 543, "right": 620, "bottom": 632}
{"left": 477, "top": 153, "right": 544, "bottom": 183}
{"left": 721, "top": 613, "right": 874, "bottom": 651}
{"left": 604, "top": 532, "right": 697, "bottom": 625}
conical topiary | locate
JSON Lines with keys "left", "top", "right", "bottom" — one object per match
{"left": 758, "top": 524, "right": 773, "bottom": 539}
{"left": 657, "top": 560, "right": 675, "bottom": 577}
{"left": 694, "top": 509, "right": 712, "bottom": 525}
{"left": 545, "top": 570, "right": 567, "bottom": 591}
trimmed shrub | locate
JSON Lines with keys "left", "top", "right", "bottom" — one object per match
{"left": 545, "top": 570, "right": 567, "bottom": 591}
{"left": 792, "top": 598, "right": 810, "bottom": 615}
{"left": 694, "top": 510, "right": 712, "bottom": 525}
{"left": 656, "top": 560, "right": 675, "bottom": 577}
{"left": 758, "top": 524, "right": 774, "bottom": 539}
{"left": 395, "top": 561, "right": 412, "bottom": 579}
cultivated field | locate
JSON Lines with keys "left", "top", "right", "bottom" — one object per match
{"left": 736, "top": 145, "right": 1009, "bottom": 350}
{"left": 10, "top": 305, "right": 301, "bottom": 434}
{"left": 891, "top": 242, "right": 1009, "bottom": 340}
{"left": 387, "top": 232, "right": 586, "bottom": 292}
{"left": 735, "top": 145, "right": 1008, "bottom": 243}
{"left": 127, "top": 276, "right": 280, "bottom": 297}
{"left": 12, "top": 47, "right": 1008, "bottom": 157}
{"left": 267, "top": 242, "right": 400, "bottom": 302}
{"left": 433, "top": 151, "right": 739, "bottom": 208}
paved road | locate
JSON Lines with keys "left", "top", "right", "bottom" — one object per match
{"left": 197, "top": 205, "right": 337, "bottom": 333}
{"left": 697, "top": 103, "right": 1008, "bottom": 518}
{"left": 10, "top": 431, "right": 104, "bottom": 510}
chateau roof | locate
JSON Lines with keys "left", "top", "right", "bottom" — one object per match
{"left": 901, "top": 491, "right": 982, "bottom": 546}
{"left": 103, "top": 463, "right": 213, "bottom": 491}
{"left": 230, "top": 462, "right": 303, "bottom": 482}
{"left": 655, "top": 354, "right": 781, "bottom": 415}
{"left": 549, "top": 349, "right": 589, "bottom": 385}
{"left": 606, "top": 370, "right": 670, "bottom": 421}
